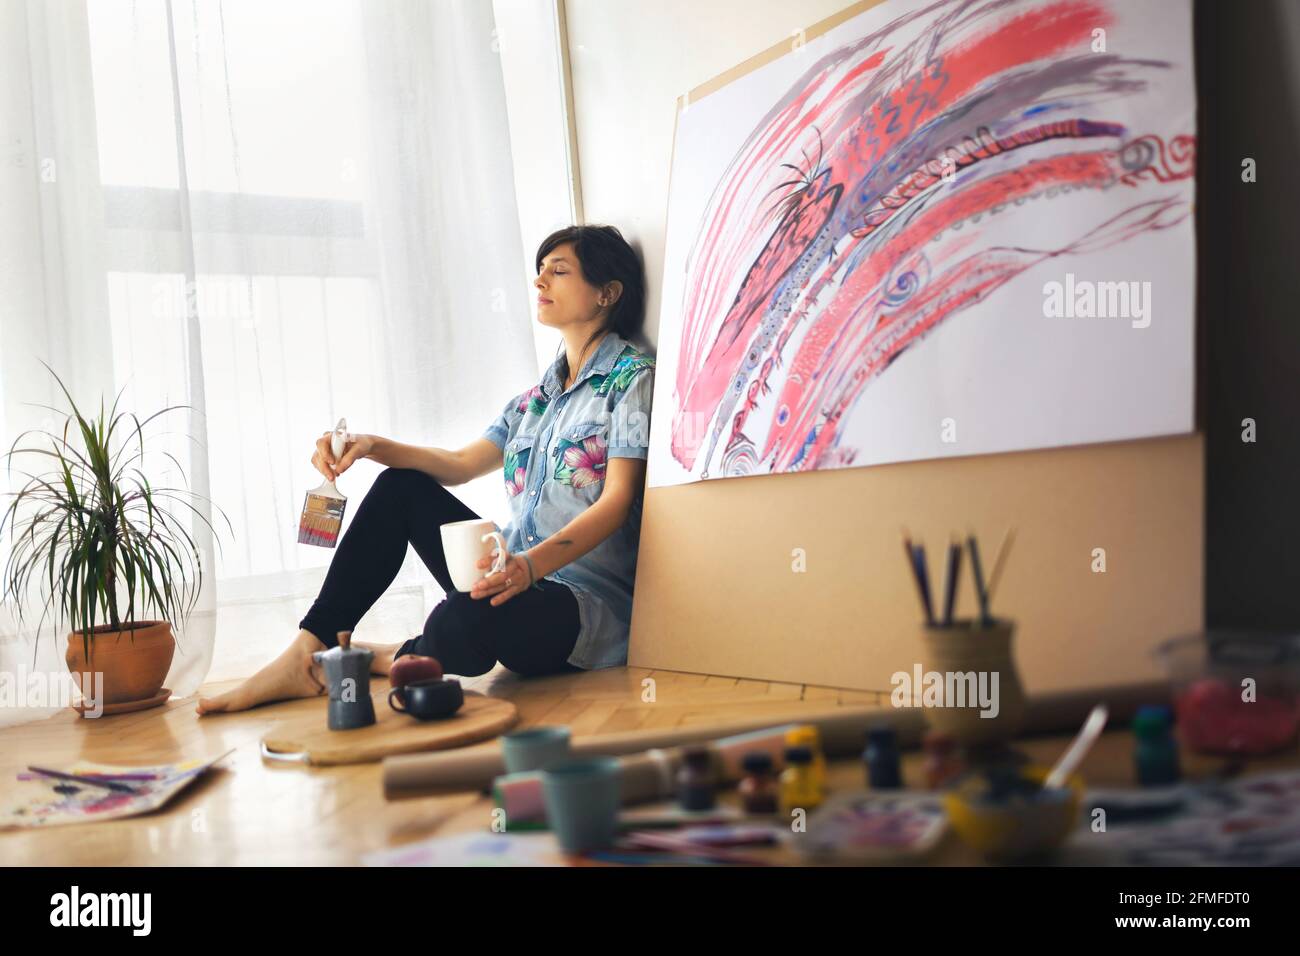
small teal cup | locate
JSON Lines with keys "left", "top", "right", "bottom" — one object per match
{"left": 541, "top": 757, "right": 622, "bottom": 854}
{"left": 501, "top": 725, "right": 571, "bottom": 774}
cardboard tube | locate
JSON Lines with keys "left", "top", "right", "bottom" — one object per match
{"left": 381, "top": 683, "right": 1170, "bottom": 800}
{"left": 384, "top": 705, "right": 902, "bottom": 799}
{"left": 492, "top": 725, "right": 807, "bottom": 821}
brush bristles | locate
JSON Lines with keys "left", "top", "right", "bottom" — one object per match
{"left": 298, "top": 492, "right": 347, "bottom": 548}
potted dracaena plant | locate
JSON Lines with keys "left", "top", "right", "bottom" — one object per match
{"left": 0, "top": 366, "right": 230, "bottom": 715}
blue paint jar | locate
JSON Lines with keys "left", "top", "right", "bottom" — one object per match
{"left": 1133, "top": 704, "right": 1181, "bottom": 786}
{"left": 863, "top": 725, "right": 902, "bottom": 789}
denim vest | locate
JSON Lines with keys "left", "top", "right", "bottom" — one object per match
{"left": 482, "top": 330, "right": 654, "bottom": 669}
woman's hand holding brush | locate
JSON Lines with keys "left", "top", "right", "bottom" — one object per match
{"left": 313, "top": 431, "right": 373, "bottom": 481}
{"left": 299, "top": 419, "right": 355, "bottom": 548}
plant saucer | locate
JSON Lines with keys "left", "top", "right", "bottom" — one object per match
{"left": 73, "top": 687, "right": 172, "bottom": 718}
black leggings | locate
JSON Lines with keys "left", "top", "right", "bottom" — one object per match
{"left": 298, "top": 467, "right": 582, "bottom": 677}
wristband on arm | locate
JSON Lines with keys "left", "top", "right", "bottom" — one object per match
{"left": 520, "top": 551, "right": 541, "bottom": 589}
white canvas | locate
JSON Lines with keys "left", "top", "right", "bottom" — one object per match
{"left": 649, "top": 0, "right": 1197, "bottom": 487}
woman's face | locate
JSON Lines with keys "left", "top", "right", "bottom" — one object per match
{"left": 534, "top": 242, "right": 610, "bottom": 330}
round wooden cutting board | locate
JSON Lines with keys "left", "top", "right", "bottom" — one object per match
{"left": 261, "top": 690, "right": 518, "bottom": 766}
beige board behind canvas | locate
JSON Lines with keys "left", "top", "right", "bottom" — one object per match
{"left": 626, "top": 0, "right": 1201, "bottom": 694}
{"left": 628, "top": 434, "right": 1202, "bottom": 694}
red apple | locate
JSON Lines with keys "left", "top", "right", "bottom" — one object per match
{"left": 389, "top": 654, "right": 443, "bottom": 689}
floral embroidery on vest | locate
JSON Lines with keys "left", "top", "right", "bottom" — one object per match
{"left": 589, "top": 347, "right": 655, "bottom": 397}
{"left": 516, "top": 385, "right": 549, "bottom": 417}
{"left": 504, "top": 445, "right": 530, "bottom": 497}
{"left": 553, "top": 433, "right": 607, "bottom": 488}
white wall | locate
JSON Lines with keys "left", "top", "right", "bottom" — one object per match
{"left": 564, "top": 0, "right": 851, "bottom": 347}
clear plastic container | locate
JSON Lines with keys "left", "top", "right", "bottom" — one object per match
{"left": 1154, "top": 631, "right": 1300, "bottom": 756}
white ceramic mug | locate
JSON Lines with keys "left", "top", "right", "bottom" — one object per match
{"left": 440, "top": 518, "right": 509, "bottom": 592}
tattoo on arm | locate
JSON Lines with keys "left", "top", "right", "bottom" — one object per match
{"left": 554, "top": 538, "right": 574, "bottom": 548}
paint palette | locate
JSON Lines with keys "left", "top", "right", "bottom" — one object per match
{"left": 788, "top": 791, "right": 948, "bottom": 862}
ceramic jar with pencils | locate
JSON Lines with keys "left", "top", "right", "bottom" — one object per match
{"left": 919, "top": 618, "right": 1028, "bottom": 747}
{"left": 902, "top": 528, "right": 1026, "bottom": 748}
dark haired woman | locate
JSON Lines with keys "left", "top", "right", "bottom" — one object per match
{"left": 198, "top": 225, "right": 654, "bottom": 714}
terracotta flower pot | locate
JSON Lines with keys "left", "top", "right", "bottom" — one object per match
{"left": 65, "top": 620, "right": 175, "bottom": 709}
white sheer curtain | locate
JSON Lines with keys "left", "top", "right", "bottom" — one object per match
{"left": 0, "top": 0, "right": 541, "bottom": 726}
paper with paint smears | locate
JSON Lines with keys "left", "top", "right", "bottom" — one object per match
{"left": 2, "top": 751, "right": 231, "bottom": 830}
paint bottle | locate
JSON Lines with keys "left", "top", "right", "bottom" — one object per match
{"left": 863, "top": 726, "right": 902, "bottom": 789}
{"left": 676, "top": 745, "right": 717, "bottom": 811}
{"left": 779, "top": 746, "right": 822, "bottom": 816}
{"left": 922, "top": 730, "right": 962, "bottom": 790}
{"left": 784, "top": 725, "right": 828, "bottom": 793}
{"left": 738, "top": 751, "right": 779, "bottom": 814}
{"left": 1133, "top": 704, "right": 1181, "bottom": 786}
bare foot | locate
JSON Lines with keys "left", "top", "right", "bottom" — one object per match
{"left": 196, "top": 630, "right": 328, "bottom": 716}
{"left": 355, "top": 641, "right": 403, "bottom": 676}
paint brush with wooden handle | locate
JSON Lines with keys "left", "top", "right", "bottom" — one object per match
{"left": 298, "top": 418, "right": 350, "bottom": 548}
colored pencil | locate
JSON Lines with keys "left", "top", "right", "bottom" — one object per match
{"left": 27, "top": 765, "right": 139, "bottom": 793}
{"left": 901, "top": 528, "right": 932, "bottom": 624}
{"left": 967, "top": 533, "right": 991, "bottom": 626}
{"left": 986, "top": 527, "right": 1017, "bottom": 607}
{"left": 941, "top": 535, "right": 962, "bottom": 626}
{"left": 914, "top": 541, "right": 935, "bottom": 626}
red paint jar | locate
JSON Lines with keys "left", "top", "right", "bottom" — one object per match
{"left": 1156, "top": 632, "right": 1300, "bottom": 756}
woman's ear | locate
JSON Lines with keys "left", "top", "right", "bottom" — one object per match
{"left": 602, "top": 280, "right": 624, "bottom": 308}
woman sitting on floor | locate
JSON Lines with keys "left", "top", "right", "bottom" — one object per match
{"left": 198, "top": 224, "right": 655, "bottom": 714}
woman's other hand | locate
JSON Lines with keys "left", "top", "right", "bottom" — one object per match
{"left": 313, "top": 432, "right": 374, "bottom": 481}
{"left": 471, "top": 550, "right": 533, "bottom": 606}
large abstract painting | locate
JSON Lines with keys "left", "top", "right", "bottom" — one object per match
{"left": 647, "top": 0, "right": 1196, "bottom": 488}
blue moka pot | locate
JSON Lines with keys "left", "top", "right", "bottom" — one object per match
{"left": 312, "top": 630, "right": 376, "bottom": 730}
